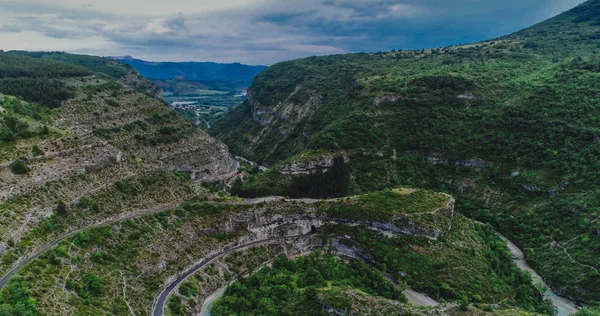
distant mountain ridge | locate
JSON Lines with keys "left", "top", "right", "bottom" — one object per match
{"left": 110, "top": 56, "right": 266, "bottom": 80}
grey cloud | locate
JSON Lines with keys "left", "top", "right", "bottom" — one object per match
{"left": 0, "top": 0, "right": 585, "bottom": 65}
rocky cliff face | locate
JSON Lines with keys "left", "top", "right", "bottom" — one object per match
{"left": 220, "top": 194, "right": 454, "bottom": 241}
{"left": 276, "top": 152, "right": 349, "bottom": 175}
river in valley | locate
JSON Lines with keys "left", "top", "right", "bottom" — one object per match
{"left": 501, "top": 235, "right": 580, "bottom": 316}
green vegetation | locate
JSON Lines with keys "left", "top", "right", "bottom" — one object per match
{"left": 319, "top": 218, "right": 552, "bottom": 314}
{"left": 210, "top": 0, "right": 600, "bottom": 303}
{"left": 0, "top": 188, "right": 549, "bottom": 315}
{"left": 319, "top": 188, "right": 448, "bottom": 223}
{"left": 211, "top": 252, "right": 406, "bottom": 316}
{"left": 233, "top": 156, "right": 349, "bottom": 198}
{"left": 9, "top": 160, "right": 29, "bottom": 175}
{"left": 9, "top": 201, "right": 248, "bottom": 315}
{"left": 0, "top": 51, "right": 132, "bottom": 108}
{"left": 8, "top": 51, "right": 130, "bottom": 78}
{"left": 0, "top": 276, "right": 37, "bottom": 316}
{"left": 0, "top": 95, "right": 51, "bottom": 142}
{"left": 4, "top": 2, "right": 598, "bottom": 313}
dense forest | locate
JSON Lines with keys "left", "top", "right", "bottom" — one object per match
{"left": 209, "top": 252, "right": 405, "bottom": 316}
{"left": 231, "top": 156, "right": 349, "bottom": 198}
{"left": 0, "top": 51, "right": 130, "bottom": 107}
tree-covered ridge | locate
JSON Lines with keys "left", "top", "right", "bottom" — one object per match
{"left": 0, "top": 51, "right": 132, "bottom": 108}
{"left": 209, "top": 0, "right": 600, "bottom": 305}
{"left": 5, "top": 51, "right": 130, "bottom": 79}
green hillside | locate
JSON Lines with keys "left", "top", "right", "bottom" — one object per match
{"left": 0, "top": 50, "right": 235, "bottom": 311}
{"left": 211, "top": 0, "right": 600, "bottom": 303}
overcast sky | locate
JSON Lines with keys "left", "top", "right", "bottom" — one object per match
{"left": 0, "top": 0, "right": 584, "bottom": 65}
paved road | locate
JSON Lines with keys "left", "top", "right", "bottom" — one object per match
{"left": 0, "top": 196, "right": 320, "bottom": 291}
{"left": 152, "top": 233, "right": 313, "bottom": 316}
{"left": 0, "top": 203, "right": 181, "bottom": 289}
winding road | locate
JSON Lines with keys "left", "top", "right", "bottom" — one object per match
{"left": 0, "top": 196, "right": 319, "bottom": 291}
{"left": 151, "top": 233, "right": 314, "bottom": 316}
{"left": 0, "top": 193, "right": 583, "bottom": 316}
{"left": 0, "top": 203, "right": 182, "bottom": 289}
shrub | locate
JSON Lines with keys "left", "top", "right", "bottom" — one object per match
{"left": 31, "top": 144, "right": 44, "bottom": 156}
{"left": 55, "top": 200, "right": 68, "bottom": 215}
{"left": 9, "top": 160, "right": 29, "bottom": 174}
{"left": 105, "top": 98, "right": 120, "bottom": 107}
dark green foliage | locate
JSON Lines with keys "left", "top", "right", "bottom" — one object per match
{"left": 31, "top": 145, "right": 44, "bottom": 157}
{"left": 575, "top": 307, "right": 600, "bottom": 315}
{"left": 0, "top": 126, "right": 14, "bottom": 141}
{"left": 0, "top": 52, "right": 90, "bottom": 78}
{"left": 0, "top": 96, "right": 48, "bottom": 120}
{"left": 104, "top": 99, "right": 120, "bottom": 107}
{"left": 233, "top": 156, "right": 349, "bottom": 198}
{"left": 319, "top": 221, "right": 552, "bottom": 314}
{"left": 168, "top": 296, "right": 184, "bottom": 315}
{"left": 90, "top": 252, "right": 112, "bottom": 265}
{"left": 0, "top": 52, "right": 85, "bottom": 107}
{"left": 410, "top": 75, "right": 474, "bottom": 91}
{"left": 6, "top": 51, "right": 129, "bottom": 78}
{"left": 212, "top": 252, "right": 405, "bottom": 316}
{"left": 0, "top": 78, "right": 72, "bottom": 108}
{"left": 9, "top": 160, "right": 29, "bottom": 175}
{"left": 289, "top": 156, "right": 349, "bottom": 198}
{"left": 0, "top": 276, "right": 37, "bottom": 316}
{"left": 82, "top": 273, "right": 102, "bottom": 298}
{"left": 55, "top": 200, "right": 68, "bottom": 215}
{"left": 110, "top": 298, "right": 129, "bottom": 315}
{"left": 67, "top": 273, "right": 103, "bottom": 303}
{"left": 0, "top": 51, "right": 133, "bottom": 108}
{"left": 0, "top": 96, "right": 51, "bottom": 141}
{"left": 178, "top": 283, "right": 197, "bottom": 298}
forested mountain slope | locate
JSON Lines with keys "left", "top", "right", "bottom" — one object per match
{"left": 0, "top": 51, "right": 235, "bottom": 288}
{"left": 211, "top": 0, "right": 600, "bottom": 304}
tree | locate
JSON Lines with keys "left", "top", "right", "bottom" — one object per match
{"left": 257, "top": 297, "right": 276, "bottom": 314}
{"left": 9, "top": 160, "right": 29, "bottom": 175}
{"left": 0, "top": 126, "right": 14, "bottom": 141}
{"left": 31, "top": 145, "right": 44, "bottom": 157}
{"left": 83, "top": 273, "right": 102, "bottom": 297}
{"left": 55, "top": 201, "right": 68, "bottom": 215}
{"left": 231, "top": 178, "right": 244, "bottom": 196}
